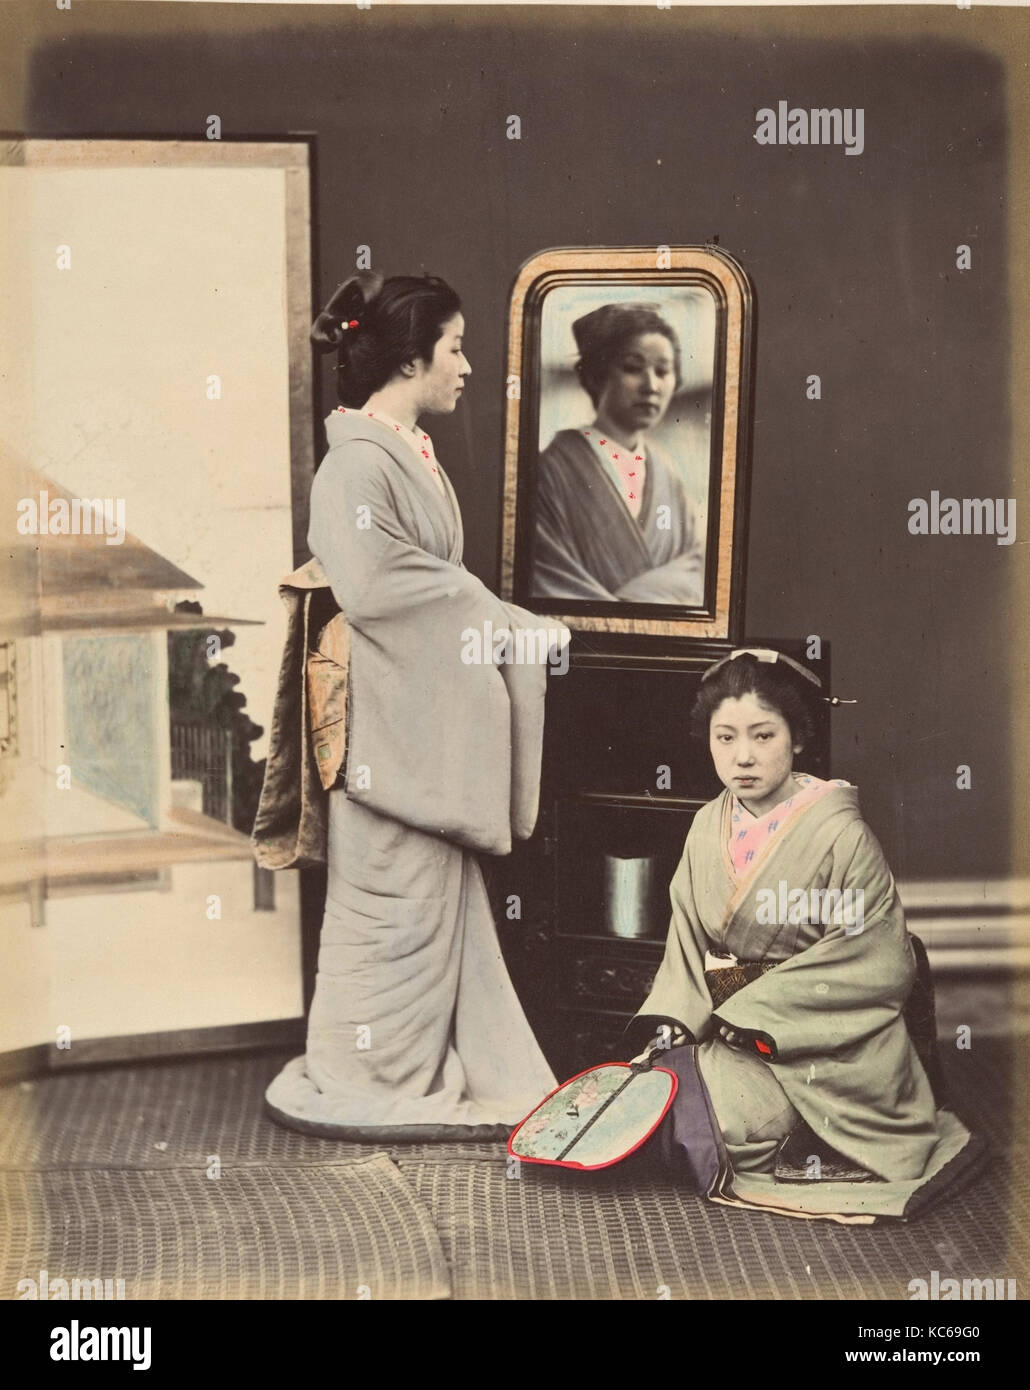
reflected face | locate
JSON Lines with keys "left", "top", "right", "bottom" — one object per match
{"left": 708, "top": 693, "right": 802, "bottom": 817}
{"left": 596, "top": 332, "right": 676, "bottom": 437}
{"left": 414, "top": 313, "right": 470, "bottom": 413}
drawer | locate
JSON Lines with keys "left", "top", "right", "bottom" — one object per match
{"left": 568, "top": 951, "right": 660, "bottom": 1007}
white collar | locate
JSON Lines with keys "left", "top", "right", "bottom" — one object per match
{"left": 358, "top": 407, "right": 426, "bottom": 443}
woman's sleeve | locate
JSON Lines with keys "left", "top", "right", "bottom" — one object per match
{"left": 614, "top": 552, "right": 704, "bottom": 604}
{"left": 308, "top": 442, "right": 552, "bottom": 852}
{"left": 613, "top": 477, "right": 705, "bottom": 605}
{"left": 309, "top": 442, "right": 511, "bottom": 627}
{"left": 632, "top": 825, "right": 717, "bottom": 1044}
{"left": 530, "top": 451, "right": 621, "bottom": 602}
{"left": 714, "top": 820, "right": 916, "bottom": 1062}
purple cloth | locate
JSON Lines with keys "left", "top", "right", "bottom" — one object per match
{"left": 649, "top": 1045, "right": 725, "bottom": 1193}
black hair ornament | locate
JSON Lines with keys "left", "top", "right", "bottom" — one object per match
{"left": 701, "top": 647, "right": 858, "bottom": 707}
{"left": 311, "top": 272, "right": 381, "bottom": 352}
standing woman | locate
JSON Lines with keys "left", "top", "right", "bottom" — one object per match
{"left": 266, "top": 271, "right": 558, "bottom": 1138}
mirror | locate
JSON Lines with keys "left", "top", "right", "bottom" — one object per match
{"left": 501, "top": 246, "right": 753, "bottom": 639}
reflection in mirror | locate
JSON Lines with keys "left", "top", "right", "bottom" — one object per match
{"left": 502, "top": 246, "right": 752, "bottom": 640}
{"left": 530, "top": 285, "right": 716, "bottom": 607}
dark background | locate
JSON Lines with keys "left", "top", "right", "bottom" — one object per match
{"left": 10, "top": 2, "right": 1023, "bottom": 878}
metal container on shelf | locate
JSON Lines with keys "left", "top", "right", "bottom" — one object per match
{"left": 603, "top": 852, "right": 660, "bottom": 939}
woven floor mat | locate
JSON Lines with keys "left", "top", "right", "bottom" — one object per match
{"left": 403, "top": 1039, "right": 1029, "bottom": 1300}
{"left": 1, "top": 1155, "right": 450, "bottom": 1300}
{"left": 0, "top": 1040, "right": 1009, "bottom": 1169}
{"left": 409, "top": 1149, "right": 1028, "bottom": 1300}
{"left": 0, "top": 1051, "right": 500, "bottom": 1170}
{"left": 0, "top": 1039, "right": 1025, "bottom": 1300}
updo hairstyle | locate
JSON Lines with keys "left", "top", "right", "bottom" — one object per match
{"left": 572, "top": 302, "right": 682, "bottom": 408}
{"left": 312, "top": 271, "right": 462, "bottom": 407}
{"left": 690, "top": 651, "right": 822, "bottom": 752}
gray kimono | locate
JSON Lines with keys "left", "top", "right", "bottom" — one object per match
{"left": 531, "top": 429, "right": 705, "bottom": 604}
{"left": 265, "top": 409, "right": 557, "bottom": 1136}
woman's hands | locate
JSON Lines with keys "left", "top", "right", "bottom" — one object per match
{"left": 614, "top": 556, "right": 704, "bottom": 605}
{"left": 629, "top": 1022, "right": 690, "bottom": 1065}
{"left": 713, "top": 1016, "right": 778, "bottom": 1061}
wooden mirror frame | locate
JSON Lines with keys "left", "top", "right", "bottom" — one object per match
{"left": 500, "top": 245, "right": 754, "bottom": 640}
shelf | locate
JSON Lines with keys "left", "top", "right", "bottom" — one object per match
{"left": 558, "top": 1002, "right": 636, "bottom": 1020}
{"left": 554, "top": 930, "right": 667, "bottom": 946}
{"left": 570, "top": 791, "right": 708, "bottom": 812}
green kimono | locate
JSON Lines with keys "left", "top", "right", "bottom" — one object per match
{"left": 635, "top": 784, "right": 984, "bottom": 1221}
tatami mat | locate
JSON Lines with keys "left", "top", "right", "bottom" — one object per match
{"left": 0, "top": 1052, "right": 494, "bottom": 1169}
{"left": 0, "top": 1040, "right": 1025, "bottom": 1300}
{"left": 1, "top": 1156, "right": 450, "bottom": 1301}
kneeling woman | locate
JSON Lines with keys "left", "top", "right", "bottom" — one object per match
{"left": 626, "top": 649, "right": 984, "bottom": 1220}
{"left": 515, "top": 649, "right": 984, "bottom": 1220}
